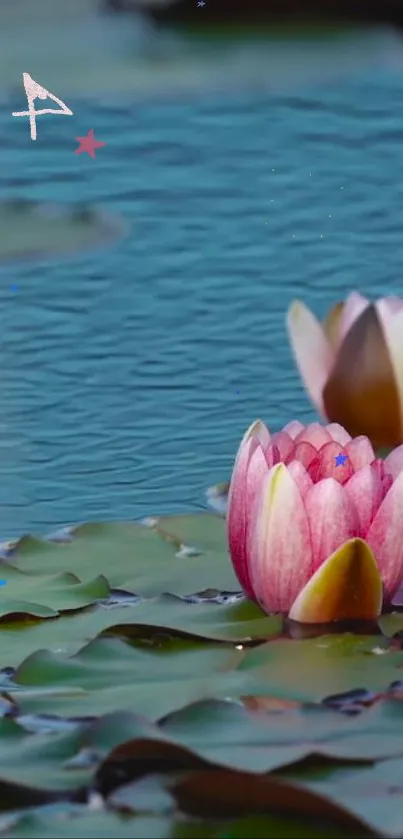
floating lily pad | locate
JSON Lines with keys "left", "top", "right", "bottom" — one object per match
{"left": 11, "top": 636, "right": 250, "bottom": 721}
{"left": 9, "top": 519, "right": 239, "bottom": 598}
{"left": 378, "top": 612, "right": 403, "bottom": 638}
{"left": 0, "top": 200, "right": 124, "bottom": 264}
{"left": 238, "top": 635, "right": 403, "bottom": 702}
{"left": 0, "top": 595, "right": 278, "bottom": 679}
{"left": 282, "top": 754, "right": 403, "bottom": 838}
{"left": 152, "top": 513, "right": 228, "bottom": 553}
{"left": 0, "top": 511, "right": 403, "bottom": 836}
{"left": 0, "top": 567, "right": 109, "bottom": 620}
{"left": 0, "top": 809, "right": 186, "bottom": 839}
{"left": 100, "top": 594, "right": 282, "bottom": 643}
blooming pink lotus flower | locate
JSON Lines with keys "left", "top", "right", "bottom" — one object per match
{"left": 228, "top": 419, "right": 403, "bottom": 623}
{"left": 287, "top": 292, "right": 403, "bottom": 449}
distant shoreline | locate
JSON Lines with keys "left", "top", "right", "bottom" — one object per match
{"left": 105, "top": 0, "right": 403, "bottom": 30}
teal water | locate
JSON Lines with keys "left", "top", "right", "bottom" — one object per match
{"left": 1, "top": 47, "right": 403, "bottom": 535}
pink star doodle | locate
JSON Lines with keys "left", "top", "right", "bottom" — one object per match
{"left": 74, "top": 129, "right": 106, "bottom": 159}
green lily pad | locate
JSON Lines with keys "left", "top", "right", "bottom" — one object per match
{"left": 1, "top": 509, "right": 403, "bottom": 837}
{"left": 11, "top": 636, "right": 250, "bottom": 720}
{"left": 0, "top": 201, "right": 124, "bottom": 264}
{"left": 160, "top": 695, "right": 403, "bottom": 766}
{"left": 0, "top": 717, "right": 95, "bottom": 794}
{"left": 0, "top": 595, "right": 280, "bottom": 681}
{"left": 239, "top": 635, "right": 403, "bottom": 702}
{"left": 10, "top": 519, "right": 239, "bottom": 597}
{"left": 0, "top": 606, "right": 126, "bottom": 668}
{"left": 152, "top": 513, "right": 228, "bottom": 554}
{"left": 9, "top": 629, "right": 403, "bottom": 729}
{"left": 0, "top": 710, "right": 180, "bottom": 800}
{"left": 0, "top": 808, "right": 194, "bottom": 839}
{"left": 283, "top": 752, "right": 403, "bottom": 837}
{"left": 378, "top": 612, "right": 403, "bottom": 638}
{"left": 108, "top": 774, "right": 175, "bottom": 815}
{"left": 101, "top": 594, "right": 283, "bottom": 644}
{"left": 0, "top": 567, "right": 109, "bottom": 620}
{"left": 97, "top": 729, "right": 377, "bottom": 835}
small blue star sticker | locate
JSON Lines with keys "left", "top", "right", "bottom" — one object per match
{"left": 197, "top": 1, "right": 206, "bottom": 6}
{"left": 335, "top": 452, "right": 348, "bottom": 467}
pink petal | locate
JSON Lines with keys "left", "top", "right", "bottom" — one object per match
{"left": 286, "top": 460, "right": 313, "bottom": 500}
{"left": 371, "top": 458, "right": 394, "bottom": 497}
{"left": 375, "top": 296, "right": 403, "bottom": 332}
{"left": 248, "top": 464, "right": 312, "bottom": 612}
{"left": 282, "top": 420, "right": 305, "bottom": 440}
{"left": 384, "top": 444, "right": 403, "bottom": 479}
{"left": 325, "top": 423, "right": 352, "bottom": 446}
{"left": 264, "top": 443, "right": 282, "bottom": 468}
{"left": 338, "top": 291, "right": 370, "bottom": 344}
{"left": 227, "top": 437, "right": 268, "bottom": 599}
{"left": 292, "top": 441, "right": 318, "bottom": 470}
{"left": 371, "top": 458, "right": 388, "bottom": 480}
{"left": 366, "top": 469, "right": 403, "bottom": 601}
{"left": 345, "top": 436, "right": 375, "bottom": 470}
{"left": 270, "top": 431, "right": 295, "bottom": 462}
{"left": 239, "top": 419, "right": 271, "bottom": 450}
{"left": 229, "top": 421, "right": 269, "bottom": 496}
{"left": 294, "top": 422, "right": 333, "bottom": 450}
{"left": 304, "top": 478, "right": 360, "bottom": 571}
{"left": 382, "top": 474, "right": 394, "bottom": 496}
{"left": 344, "top": 464, "right": 384, "bottom": 536}
{"left": 287, "top": 301, "right": 335, "bottom": 415}
{"left": 307, "top": 441, "right": 354, "bottom": 485}
{"left": 252, "top": 420, "right": 271, "bottom": 450}
{"left": 246, "top": 445, "right": 272, "bottom": 506}
{"left": 381, "top": 296, "right": 403, "bottom": 314}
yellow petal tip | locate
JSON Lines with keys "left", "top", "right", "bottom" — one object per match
{"left": 289, "top": 538, "right": 382, "bottom": 624}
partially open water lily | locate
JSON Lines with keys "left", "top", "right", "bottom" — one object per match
{"left": 287, "top": 292, "right": 403, "bottom": 449}
{"left": 228, "top": 419, "right": 403, "bottom": 623}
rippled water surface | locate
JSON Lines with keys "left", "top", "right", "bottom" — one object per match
{"left": 1, "top": 31, "right": 403, "bottom": 536}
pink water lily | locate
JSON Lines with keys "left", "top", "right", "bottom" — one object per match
{"left": 228, "top": 419, "right": 403, "bottom": 623}
{"left": 287, "top": 292, "right": 403, "bottom": 448}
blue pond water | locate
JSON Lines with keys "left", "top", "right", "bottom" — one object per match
{"left": 1, "top": 52, "right": 403, "bottom": 537}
